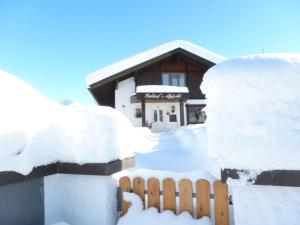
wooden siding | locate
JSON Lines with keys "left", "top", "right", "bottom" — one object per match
{"left": 136, "top": 53, "right": 209, "bottom": 99}
{"left": 89, "top": 81, "right": 115, "bottom": 107}
{"left": 90, "top": 52, "right": 213, "bottom": 107}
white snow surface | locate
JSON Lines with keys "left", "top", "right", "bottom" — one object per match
{"left": 51, "top": 223, "right": 70, "bottom": 225}
{"left": 118, "top": 192, "right": 211, "bottom": 225}
{"left": 0, "top": 69, "right": 137, "bottom": 175}
{"left": 45, "top": 174, "right": 118, "bottom": 225}
{"left": 86, "top": 40, "right": 225, "bottom": 86}
{"left": 136, "top": 85, "right": 189, "bottom": 93}
{"left": 232, "top": 185, "right": 300, "bottom": 225}
{"left": 202, "top": 54, "right": 300, "bottom": 170}
{"left": 186, "top": 99, "right": 206, "bottom": 105}
{"left": 115, "top": 125, "right": 220, "bottom": 183}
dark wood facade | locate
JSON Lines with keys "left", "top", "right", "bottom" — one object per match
{"left": 135, "top": 54, "right": 208, "bottom": 99}
{"left": 89, "top": 50, "right": 213, "bottom": 107}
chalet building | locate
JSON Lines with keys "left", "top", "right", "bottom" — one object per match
{"left": 86, "top": 40, "right": 225, "bottom": 132}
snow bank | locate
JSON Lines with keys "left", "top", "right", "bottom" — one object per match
{"left": 115, "top": 125, "right": 220, "bottom": 181}
{"left": 51, "top": 222, "right": 70, "bottom": 225}
{"left": 202, "top": 54, "right": 300, "bottom": 170}
{"left": 232, "top": 185, "right": 300, "bottom": 225}
{"left": 45, "top": 174, "right": 118, "bottom": 225}
{"left": 86, "top": 40, "right": 225, "bottom": 86}
{"left": 118, "top": 192, "right": 211, "bottom": 225}
{"left": 0, "top": 69, "right": 135, "bottom": 175}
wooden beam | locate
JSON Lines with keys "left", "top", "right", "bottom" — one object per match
{"left": 141, "top": 99, "right": 146, "bottom": 127}
{"left": 0, "top": 157, "right": 135, "bottom": 187}
{"left": 180, "top": 100, "right": 184, "bottom": 126}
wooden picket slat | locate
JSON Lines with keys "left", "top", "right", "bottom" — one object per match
{"left": 214, "top": 181, "right": 230, "bottom": 225}
{"left": 119, "top": 176, "right": 132, "bottom": 216}
{"left": 179, "top": 179, "right": 193, "bottom": 215}
{"left": 163, "top": 178, "right": 176, "bottom": 213}
{"left": 147, "top": 177, "right": 160, "bottom": 210}
{"left": 196, "top": 179, "right": 211, "bottom": 218}
{"left": 119, "top": 176, "right": 131, "bottom": 192}
{"left": 133, "top": 177, "right": 145, "bottom": 207}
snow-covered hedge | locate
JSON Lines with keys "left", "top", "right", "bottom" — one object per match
{"left": 202, "top": 54, "right": 300, "bottom": 170}
{"left": 0, "top": 69, "right": 136, "bottom": 175}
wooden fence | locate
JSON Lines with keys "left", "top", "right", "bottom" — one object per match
{"left": 119, "top": 176, "right": 230, "bottom": 225}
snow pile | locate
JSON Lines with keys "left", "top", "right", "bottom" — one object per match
{"left": 51, "top": 222, "right": 70, "bottom": 225}
{"left": 136, "top": 85, "right": 189, "bottom": 93}
{"left": 86, "top": 40, "right": 225, "bottom": 86}
{"left": 0, "top": 69, "right": 135, "bottom": 175}
{"left": 232, "top": 185, "right": 300, "bottom": 225}
{"left": 116, "top": 125, "right": 219, "bottom": 182}
{"left": 186, "top": 99, "right": 206, "bottom": 105}
{"left": 118, "top": 192, "right": 211, "bottom": 225}
{"left": 202, "top": 54, "right": 300, "bottom": 170}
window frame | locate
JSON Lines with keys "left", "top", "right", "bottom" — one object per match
{"left": 162, "top": 72, "right": 186, "bottom": 87}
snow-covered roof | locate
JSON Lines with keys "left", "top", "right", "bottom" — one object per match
{"left": 136, "top": 85, "right": 189, "bottom": 93}
{"left": 86, "top": 40, "right": 226, "bottom": 86}
{"left": 202, "top": 53, "right": 300, "bottom": 171}
{"left": 186, "top": 99, "right": 206, "bottom": 105}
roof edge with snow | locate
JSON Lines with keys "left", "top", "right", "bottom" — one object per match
{"left": 86, "top": 40, "right": 226, "bottom": 88}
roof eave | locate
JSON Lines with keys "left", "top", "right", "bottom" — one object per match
{"left": 89, "top": 48, "right": 216, "bottom": 89}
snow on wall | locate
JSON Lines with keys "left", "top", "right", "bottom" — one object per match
{"left": 0, "top": 69, "right": 135, "bottom": 175}
{"left": 86, "top": 40, "right": 226, "bottom": 86}
{"left": 202, "top": 54, "right": 300, "bottom": 170}
{"left": 44, "top": 174, "right": 118, "bottom": 225}
{"left": 232, "top": 185, "right": 300, "bottom": 225}
{"left": 115, "top": 77, "right": 141, "bottom": 127}
{"left": 136, "top": 85, "right": 189, "bottom": 93}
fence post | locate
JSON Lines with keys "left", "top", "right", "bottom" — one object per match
{"left": 214, "top": 181, "right": 230, "bottom": 225}
{"left": 179, "top": 179, "right": 193, "bottom": 215}
{"left": 163, "top": 178, "right": 176, "bottom": 213}
{"left": 147, "top": 177, "right": 160, "bottom": 211}
{"left": 133, "top": 177, "right": 145, "bottom": 208}
{"left": 119, "top": 176, "right": 131, "bottom": 216}
{"left": 196, "top": 179, "right": 211, "bottom": 218}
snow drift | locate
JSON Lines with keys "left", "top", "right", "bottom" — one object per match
{"left": 0, "top": 69, "right": 136, "bottom": 175}
{"left": 202, "top": 54, "right": 300, "bottom": 170}
{"left": 118, "top": 192, "right": 211, "bottom": 225}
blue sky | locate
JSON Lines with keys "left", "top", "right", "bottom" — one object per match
{"left": 1, "top": 0, "right": 300, "bottom": 105}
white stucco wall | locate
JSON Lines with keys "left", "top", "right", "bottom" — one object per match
{"left": 115, "top": 77, "right": 141, "bottom": 127}
{"left": 44, "top": 174, "right": 118, "bottom": 225}
{"left": 145, "top": 102, "right": 180, "bottom": 132}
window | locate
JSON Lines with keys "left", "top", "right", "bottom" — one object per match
{"left": 162, "top": 74, "right": 169, "bottom": 85}
{"left": 187, "top": 106, "right": 206, "bottom": 124}
{"left": 154, "top": 109, "right": 163, "bottom": 122}
{"left": 159, "top": 110, "right": 163, "bottom": 122}
{"left": 169, "top": 114, "right": 177, "bottom": 122}
{"left": 135, "top": 108, "right": 142, "bottom": 118}
{"left": 154, "top": 110, "right": 158, "bottom": 122}
{"left": 162, "top": 72, "right": 186, "bottom": 87}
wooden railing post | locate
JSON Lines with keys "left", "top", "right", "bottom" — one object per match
{"left": 214, "top": 181, "right": 230, "bottom": 225}
{"left": 119, "top": 176, "right": 131, "bottom": 216}
{"left": 133, "top": 177, "right": 145, "bottom": 208}
{"left": 179, "top": 179, "right": 193, "bottom": 215}
{"left": 147, "top": 177, "right": 160, "bottom": 211}
{"left": 196, "top": 179, "right": 211, "bottom": 218}
{"left": 163, "top": 178, "right": 176, "bottom": 213}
